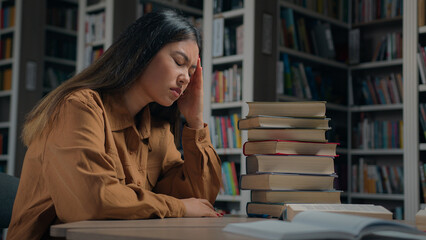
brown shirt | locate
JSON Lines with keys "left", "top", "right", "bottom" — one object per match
{"left": 7, "top": 89, "right": 222, "bottom": 240}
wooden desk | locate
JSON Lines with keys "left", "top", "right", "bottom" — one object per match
{"left": 51, "top": 216, "right": 266, "bottom": 239}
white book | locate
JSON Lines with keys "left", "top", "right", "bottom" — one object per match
{"left": 418, "top": 53, "right": 426, "bottom": 85}
{"left": 223, "top": 211, "right": 426, "bottom": 240}
{"left": 212, "top": 18, "right": 224, "bottom": 57}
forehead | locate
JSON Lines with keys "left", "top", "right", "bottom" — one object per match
{"left": 163, "top": 40, "right": 198, "bottom": 57}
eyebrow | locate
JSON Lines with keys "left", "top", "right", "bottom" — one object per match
{"left": 173, "top": 51, "right": 197, "bottom": 69}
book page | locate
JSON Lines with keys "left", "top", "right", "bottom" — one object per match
{"left": 292, "top": 211, "right": 423, "bottom": 239}
{"left": 223, "top": 220, "right": 353, "bottom": 240}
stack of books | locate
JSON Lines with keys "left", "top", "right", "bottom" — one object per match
{"left": 238, "top": 101, "right": 340, "bottom": 218}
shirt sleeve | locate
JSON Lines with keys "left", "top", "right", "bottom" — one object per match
{"left": 152, "top": 123, "right": 222, "bottom": 204}
{"left": 43, "top": 96, "right": 185, "bottom": 222}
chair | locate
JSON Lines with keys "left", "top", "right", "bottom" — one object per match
{"left": 0, "top": 172, "right": 19, "bottom": 229}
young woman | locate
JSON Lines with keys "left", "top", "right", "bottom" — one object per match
{"left": 7, "top": 9, "right": 222, "bottom": 240}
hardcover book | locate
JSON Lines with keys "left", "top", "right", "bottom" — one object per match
{"left": 251, "top": 190, "right": 341, "bottom": 204}
{"left": 247, "top": 128, "right": 328, "bottom": 142}
{"left": 240, "top": 173, "right": 336, "bottom": 190}
{"left": 243, "top": 140, "right": 338, "bottom": 156}
{"left": 238, "top": 115, "right": 330, "bottom": 130}
{"left": 246, "top": 154, "right": 335, "bottom": 175}
{"left": 246, "top": 101, "right": 326, "bottom": 118}
{"left": 284, "top": 204, "right": 393, "bottom": 221}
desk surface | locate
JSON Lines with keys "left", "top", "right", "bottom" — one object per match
{"left": 51, "top": 216, "right": 266, "bottom": 239}
{"left": 66, "top": 227, "right": 261, "bottom": 240}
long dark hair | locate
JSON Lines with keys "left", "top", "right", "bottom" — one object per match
{"left": 22, "top": 9, "right": 202, "bottom": 146}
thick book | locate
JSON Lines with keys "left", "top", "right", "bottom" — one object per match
{"left": 246, "top": 154, "right": 335, "bottom": 175}
{"left": 243, "top": 140, "right": 338, "bottom": 156}
{"left": 238, "top": 115, "right": 330, "bottom": 130}
{"left": 223, "top": 211, "right": 426, "bottom": 240}
{"left": 246, "top": 101, "right": 326, "bottom": 118}
{"left": 284, "top": 204, "right": 393, "bottom": 221}
{"left": 247, "top": 128, "right": 328, "bottom": 142}
{"left": 246, "top": 202, "right": 286, "bottom": 218}
{"left": 240, "top": 173, "right": 336, "bottom": 190}
{"left": 251, "top": 190, "right": 341, "bottom": 204}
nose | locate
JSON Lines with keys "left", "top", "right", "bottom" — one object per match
{"left": 178, "top": 72, "right": 190, "bottom": 86}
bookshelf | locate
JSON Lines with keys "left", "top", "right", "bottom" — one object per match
{"left": 203, "top": 0, "right": 254, "bottom": 214}
{"left": 348, "top": 0, "right": 404, "bottom": 219}
{"left": 276, "top": 0, "right": 350, "bottom": 203}
{"left": 44, "top": 0, "right": 78, "bottom": 95}
{"left": 77, "top": 0, "right": 136, "bottom": 73}
{"left": 0, "top": 0, "right": 21, "bottom": 177}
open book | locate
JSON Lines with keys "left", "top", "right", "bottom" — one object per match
{"left": 223, "top": 211, "right": 426, "bottom": 240}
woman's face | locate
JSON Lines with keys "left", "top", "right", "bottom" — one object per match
{"left": 134, "top": 39, "right": 199, "bottom": 107}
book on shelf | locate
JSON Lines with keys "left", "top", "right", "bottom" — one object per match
{"left": 246, "top": 101, "right": 326, "bottom": 118}
{"left": 284, "top": 204, "right": 393, "bottom": 221}
{"left": 243, "top": 140, "right": 338, "bottom": 157}
{"left": 416, "top": 209, "right": 426, "bottom": 231}
{"left": 349, "top": 28, "right": 360, "bottom": 64}
{"left": 240, "top": 173, "right": 336, "bottom": 191}
{"left": 312, "top": 22, "right": 335, "bottom": 59}
{"left": 246, "top": 154, "right": 335, "bottom": 175}
{"left": 219, "top": 161, "right": 240, "bottom": 196}
{"left": 212, "top": 17, "right": 224, "bottom": 57}
{"left": 247, "top": 128, "right": 328, "bottom": 142}
{"left": 223, "top": 211, "right": 425, "bottom": 240}
{"left": 251, "top": 190, "right": 341, "bottom": 204}
{"left": 246, "top": 202, "right": 286, "bottom": 218}
{"left": 419, "top": 162, "right": 426, "bottom": 203}
{"left": 238, "top": 115, "right": 330, "bottom": 130}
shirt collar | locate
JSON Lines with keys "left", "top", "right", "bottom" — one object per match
{"left": 103, "top": 93, "right": 151, "bottom": 139}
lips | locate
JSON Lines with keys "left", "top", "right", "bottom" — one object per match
{"left": 171, "top": 88, "right": 182, "bottom": 97}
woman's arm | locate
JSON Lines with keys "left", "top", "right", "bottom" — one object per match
{"left": 43, "top": 94, "right": 189, "bottom": 222}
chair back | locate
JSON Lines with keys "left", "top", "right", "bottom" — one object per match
{"left": 0, "top": 172, "right": 19, "bottom": 229}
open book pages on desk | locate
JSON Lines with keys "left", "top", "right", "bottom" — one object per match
{"left": 222, "top": 211, "right": 426, "bottom": 240}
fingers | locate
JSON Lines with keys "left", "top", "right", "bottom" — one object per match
{"left": 199, "top": 198, "right": 214, "bottom": 210}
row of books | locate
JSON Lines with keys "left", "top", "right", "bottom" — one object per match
{"left": 419, "top": 162, "right": 426, "bottom": 203}
{"left": 352, "top": 158, "right": 403, "bottom": 194}
{"left": 285, "top": 0, "right": 349, "bottom": 23}
{"left": 238, "top": 101, "right": 342, "bottom": 219}
{"left": 353, "top": 0, "right": 402, "bottom": 24}
{"left": 213, "top": 0, "right": 243, "bottom": 14}
{"left": 219, "top": 161, "right": 240, "bottom": 196}
{"left": 0, "top": 36, "right": 13, "bottom": 60}
{"left": 211, "top": 65, "right": 242, "bottom": 103}
{"left": 0, "top": 5, "right": 15, "bottom": 29}
{"left": 280, "top": 8, "right": 336, "bottom": 59}
{"left": 85, "top": 12, "right": 105, "bottom": 44}
{"left": 0, "top": 162, "right": 5, "bottom": 173}
{"left": 356, "top": 73, "right": 403, "bottom": 105}
{"left": 417, "top": 44, "right": 426, "bottom": 85}
{"left": 83, "top": 46, "right": 104, "bottom": 69}
{"left": 212, "top": 18, "right": 243, "bottom": 58}
{"left": 419, "top": 103, "right": 426, "bottom": 141}
{"left": 209, "top": 114, "right": 241, "bottom": 149}
{"left": 138, "top": 3, "right": 203, "bottom": 35}
{"left": 277, "top": 54, "right": 336, "bottom": 102}
{"left": 0, "top": 132, "right": 7, "bottom": 155}
{"left": 371, "top": 32, "right": 402, "bottom": 62}
{"left": 46, "top": 4, "right": 78, "bottom": 30}
{"left": 44, "top": 67, "right": 73, "bottom": 90}
{"left": 352, "top": 117, "right": 403, "bottom": 149}
{"left": 45, "top": 34, "right": 77, "bottom": 61}
{"left": 0, "top": 68, "right": 12, "bottom": 91}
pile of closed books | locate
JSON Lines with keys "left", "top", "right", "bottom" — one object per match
{"left": 238, "top": 101, "right": 341, "bottom": 219}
